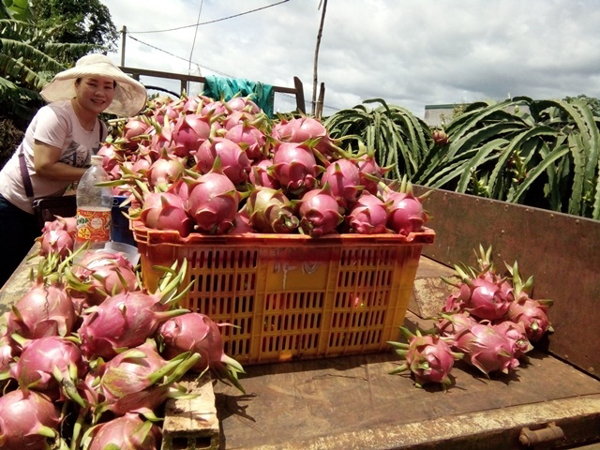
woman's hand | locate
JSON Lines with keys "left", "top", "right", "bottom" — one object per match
{"left": 32, "top": 140, "right": 87, "bottom": 181}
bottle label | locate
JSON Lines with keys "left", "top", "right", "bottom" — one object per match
{"left": 76, "top": 207, "right": 111, "bottom": 243}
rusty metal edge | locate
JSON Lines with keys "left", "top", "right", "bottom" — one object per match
{"left": 412, "top": 186, "right": 600, "bottom": 379}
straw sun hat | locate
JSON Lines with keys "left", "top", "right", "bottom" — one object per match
{"left": 40, "top": 53, "right": 147, "bottom": 117}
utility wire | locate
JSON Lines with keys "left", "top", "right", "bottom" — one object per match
{"left": 128, "top": 0, "right": 290, "bottom": 34}
{"left": 188, "top": 0, "right": 205, "bottom": 74}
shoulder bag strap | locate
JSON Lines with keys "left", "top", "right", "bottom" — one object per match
{"left": 18, "top": 147, "right": 34, "bottom": 199}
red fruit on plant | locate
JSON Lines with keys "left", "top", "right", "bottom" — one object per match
{"left": 432, "top": 129, "right": 449, "bottom": 146}
{"left": 0, "top": 390, "right": 61, "bottom": 450}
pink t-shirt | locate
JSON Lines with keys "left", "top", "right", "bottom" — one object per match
{"left": 0, "top": 100, "right": 105, "bottom": 213}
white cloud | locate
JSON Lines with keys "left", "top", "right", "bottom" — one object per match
{"left": 100, "top": 0, "right": 600, "bottom": 118}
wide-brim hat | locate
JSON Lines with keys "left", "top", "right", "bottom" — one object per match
{"left": 40, "top": 54, "right": 147, "bottom": 117}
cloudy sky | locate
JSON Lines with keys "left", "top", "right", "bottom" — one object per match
{"left": 100, "top": 0, "right": 600, "bottom": 119}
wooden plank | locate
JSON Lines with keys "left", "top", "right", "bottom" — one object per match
{"left": 214, "top": 346, "right": 600, "bottom": 449}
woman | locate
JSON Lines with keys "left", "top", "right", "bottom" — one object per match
{"left": 0, "top": 53, "right": 147, "bottom": 287}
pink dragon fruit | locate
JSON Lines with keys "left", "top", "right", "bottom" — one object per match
{"left": 320, "top": 159, "right": 363, "bottom": 207}
{"left": 443, "top": 265, "right": 512, "bottom": 321}
{"left": 37, "top": 228, "right": 73, "bottom": 259}
{"left": 10, "top": 336, "right": 87, "bottom": 405}
{"left": 272, "top": 142, "right": 319, "bottom": 195}
{"left": 194, "top": 137, "right": 251, "bottom": 185}
{"left": 78, "top": 262, "right": 190, "bottom": 359}
{"left": 145, "top": 149, "right": 186, "bottom": 191}
{"left": 171, "top": 113, "right": 211, "bottom": 157}
{"left": 122, "top": 117, "right": 152, "bottom": 150}
{"left": 158, "top": 312, "right": 246, "bottom": 393}
{"left": 508, "top": 298, "right": 553, "bottom": 342}
{"left": 298, "top": 184, "right": 344, "bottom": 237}
{"left": 249, "top": 159, "right": 280, "bottom": 189}
{"left": 226, "top": 96, "right": 261, "bottom": 114}
{"left": 434, "top": 312, "right": 479, "bottom": 339}
{"left": 186, "top": 159, "right": 241, "bottom": 234}
{"left": 87, "top": 414, "right": 162, "bottom": 450}
{"left": 272, "top": 116, "right": 342, "bottom": 161}
{"left": 8, "top": 270, "right": 76, "bottom": 339}
{"left": 97, "top": 339, "right": 200, "bottom": 418}
{"left": 225, "top": 123, "right": 267, "bottom": 161}
{"left": 388, "top": 327, "right": 463, "bottom": 388}
{"left": 346, "top": 191, "right": 389, "bottom": 234}
{"left": 354, "top": 143, "right": 393, "bottom": 194}
{"left": 453, "top": 321, "right": 519, "bottom": 376}
{"left": 228, "top": 204, "right": 255, "bottom": 234}
{"left": 139, "top": 191, "right": 194, "bottom": 237}
{"left": 67, "top": 250, "right": 139, "bottom": 306}
{"left": 0, "top": 389, "right": 61, "bottom": 450}
{"left": 493, "top": 320, "right": 533, "bottom": 359}
{"left": 246, "top": 187, "right": 299, "bottom": 233}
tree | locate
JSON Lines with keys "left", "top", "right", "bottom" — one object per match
{"left": 563, "top": 94, "right": 600, "bottom": 116}
{"left": 31, "top": 0, "right": 118, "bottom": 53}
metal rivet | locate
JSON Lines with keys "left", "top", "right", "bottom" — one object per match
{"left": 589, "top": 366, "right": 595, "bottom": 373}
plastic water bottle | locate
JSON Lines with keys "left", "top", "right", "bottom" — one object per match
{"left": 75, "top": 155, "right": 113, "bottom": 251}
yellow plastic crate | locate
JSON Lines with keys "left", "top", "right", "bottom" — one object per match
{"left": 132, "top": 221, "right": 434, "bottom": 365}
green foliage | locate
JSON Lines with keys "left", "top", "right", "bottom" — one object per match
{"left": 323, "top": 95, "right": 600, "bottom": 221}
{"left": 0, "top": 116, "right": 23, "bottom": 169}
{"left": 324, "top": 98, "right": 431, "bottom": 180}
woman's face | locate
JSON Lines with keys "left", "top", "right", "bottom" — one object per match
{"left": 74, "top": 76, "right": 116, "bottom": 114}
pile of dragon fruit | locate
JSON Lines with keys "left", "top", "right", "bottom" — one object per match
{"left": 0, "top": 219, "right": 244, "bottom": 449}
{"left": 99, "top": 94, "right": 429, "bottom": 238}
{"left": 389, "top": 245, "right": 553, "bottom": 388}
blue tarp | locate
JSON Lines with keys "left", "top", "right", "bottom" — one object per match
{"left": 203, "top": 75, "right": 275, "bottom": 117}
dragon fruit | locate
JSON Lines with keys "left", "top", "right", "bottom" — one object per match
{"left": 354, "top": 143, "right": 393, "bottom": 194}
{"left": 67, "top": 250, "right": 139, "bottom": 306}
{"left": 246, "top": 187, "right": 299, "bottom": 233}
{"left": 272, "top": 142, "right": 319, "bottom": 196}
{"left": 494, "top": 320, "right": 533, "bottom": 359}
{"left": 157, "top": 312, "right": 246, "bottom": 393}
{"left": 226, "top": 96, "right": 260, "bottom": 114}
{"left": 0, "top": 389, "right": 62, "bottom": 450}
{"left": 171, "top": 113, "right": 211, "bottom": 157}
{"left": 145, "top": 149, "right": 186, "bottom": 191}
{"left": 434, "top": 312, "right": 479, "bottom": 339}
{"left": 96, "top": 339, "right": 200, "bottom": 418}
{"left": 139, "top": 191, "right": 194, "bottom": 237}
{"left": 380, "top": 178, "right": 428, "bottom": 235}
{"left": 320, "top": 159, "right": 362, "bottom": 207}
{"left": 443, "top": 265, "right": 512, "bottom": 321}
{"left": 272, "top": 116, "right": 342, "bottom": 161}
{"left": 298, "top": 184, "right": 344, "bottom": 237}
{"left": 507, "top": 298, "right": 553, "bottom": 342}
{"left": 78, "top": 262, "right": 190, "bottom": 359}
{"left": 453, "top": 321, "right": 519, "bottom": 376}
{"left": 194, "top": 137, "right": 251, "bottom": 185}
{"left": 8, "top": 270, "right": 76, "bottom": 339}
{"left": 225, "top": 123, "right": 267, "bottom": 161}
{"left": 346, "top": 191, "right": 389, "bottom": 234}
{"left": 249, "top": 159, "right": 280, "bottom": 189}
{"left": 86, "top": 414, "right": 161, "bottom": 450}
{"left": 388, "top": 327, "right": 463, "bottom": 388}
{"left": 37, "top": 228, "right": 73, "bottom": 259}
{"left": 186, "top": 159, "right": 241, "bottom": 234}
{"left": 10, "top": 336, "right": 87, "bottom": 406}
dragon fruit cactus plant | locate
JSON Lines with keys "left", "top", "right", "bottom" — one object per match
{"left": 388, "top": 326, "right": 463, "bottom": 388}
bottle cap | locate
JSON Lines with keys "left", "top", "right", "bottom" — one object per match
{"left": 91, "top": 155, "right": 103, "bottom": 164}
